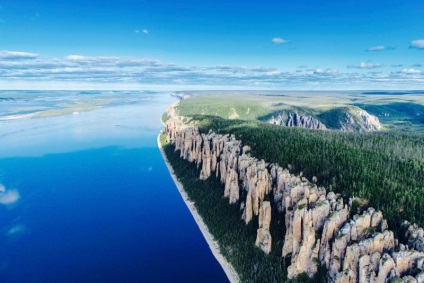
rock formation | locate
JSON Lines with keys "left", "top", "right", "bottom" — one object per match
{"left": 268, "top": 108, "right": 382, "bottom": 132}
{"left": 164, "top": 105, "right": 423, "bottom": 282}
{"left": 358, "top": 109, "right": 382, "bottom": 131}
{"left": 256, "top": 201, "right": 272, "bottom": 254}
{"left": 340, "top": 109, "right": 382, "bottom": 132}
{"left": 269, "top": 111, "right": 327, "bottom": 130}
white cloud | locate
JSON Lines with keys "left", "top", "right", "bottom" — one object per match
{"left": 347, "top": 62, "right": 382, "bottom": 69}
{"left": 66, "top": 55, "right": 162, "bottom": 67}
{"left": 0, "top": 51, "right": 424, "bottom": 90}
{"left": 205, "top": 65, "right": 276, "bottom": 74}
{"left": 272, "top": 38, "right": 288, "bottom": 44}
{"left": 0, "top": 50, "right": 38, "bottom": 60}
{"left": 366, "top": 46, "right": 395, "bottom": 52}
{"left": 410, "top": 39, "right": 424, "bottom": 49}
{"left": 67, "top": 55, "right": 87, "bottom": 61}
{"left": 135, "top": 29, "right": 149, "bottom": 34}
{"left": 312, "top": 68, "right": 338, "bottom": 75}
{"left": 367, "top": 45, "right": 385, "bottom": 51}
{"left": 401, "top": 68, "right": 421, "bottom": 74}
{"left": 266, "top": 70, "right": 282, "bottom": 76}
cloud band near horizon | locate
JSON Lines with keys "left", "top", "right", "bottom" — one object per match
{"left": 0, "top": 50, "right": 423, "bottom": 90}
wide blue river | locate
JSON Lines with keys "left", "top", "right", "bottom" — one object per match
{"left": 0, "top": 91, "right": 228, "bottom": 282}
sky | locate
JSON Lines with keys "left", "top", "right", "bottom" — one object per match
{"left": 0, "top": 0, "right": 423, "bottom": 90}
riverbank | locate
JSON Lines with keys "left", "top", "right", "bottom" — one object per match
{"left": 157, "top": 130, "right": 240, "bottom": 283}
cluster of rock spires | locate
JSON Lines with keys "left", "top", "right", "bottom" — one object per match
{"left": 268, "top": 109, "right": 381, "bottom": 132}
{"left": 269, "top": 111, "right": 327, "bottom": 130}
{"left": 164, "top": 107, "right": 423, "bottom": 282}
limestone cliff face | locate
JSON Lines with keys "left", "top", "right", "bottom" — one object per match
{"left": 164, "top": 107, "right": 423, "bottom": 283}
{"left": 267, "top": 108, "right": 382, "bottom": 132}
{"left": 358, "top": 109, "right": 382, "bottom": 131}
{"left": 269, "top": 111, "right": 327, "bottom": 130}
{"left": 340, "top": 109, "right": 382, "bottom": 132}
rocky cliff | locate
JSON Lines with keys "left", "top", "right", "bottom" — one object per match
{"left": 164, "top": 108, "right": 422, "bottom": 283}
{"left": 267, "top": 108, "right": 382, "bottom": 132}
{"left": 269, "top": 111, "right": 327, "bottom": 130}
{"left": 340, "top": 109, "right": 382, "bottom": 132}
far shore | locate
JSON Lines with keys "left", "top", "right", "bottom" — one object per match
{"left": 157, "top": 124, "right": 240, "bottom": 283}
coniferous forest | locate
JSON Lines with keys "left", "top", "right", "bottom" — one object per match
{"left": 163, "top": 113, "right": 424, "bottom": 282}
{"left": 193, "top": 115, "right": 424, "bottom": 233}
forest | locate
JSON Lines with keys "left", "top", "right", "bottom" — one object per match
{"left": 162, "top": 112, "right": 424, "bottom": 282}
{"left": 191, "top": 115, "right": 424, "bottom": 234}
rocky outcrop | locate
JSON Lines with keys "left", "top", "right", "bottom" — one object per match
{"left": 256, "top": 201, "right": 272, "bottom": 254}
{"left": 340, "top": 109, "right": 382, "bottom": 132}
{"left": 164, "top": 104, "right": 423, "bottom": 283}
{"left": 269, "top": 111, "right": 327, "bottom": 130}
{"left": 358, "top": 109, "right": 382, "bottom": 131}
{"left": 401, "top": 221, "right": 424, "bottom": 252}
{"left": 268, "top": 108, "right": 382, "bottom": 132}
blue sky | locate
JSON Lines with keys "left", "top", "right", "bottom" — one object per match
{"left": 0, "top": 0, "right": 423, "bottom": 90}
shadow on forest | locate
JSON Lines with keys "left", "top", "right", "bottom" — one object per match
{"left": 355, "top": 102, "right": 424, "bottom": 126}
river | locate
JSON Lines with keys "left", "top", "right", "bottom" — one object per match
{"left": 0, "top": 90, "right": 228, "bottom": 282}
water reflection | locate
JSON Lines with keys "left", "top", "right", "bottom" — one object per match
{"left": 0, "top": 91, "right": 229, "bottom": 283}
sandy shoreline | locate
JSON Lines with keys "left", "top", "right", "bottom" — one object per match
{"left": 157, "top": 132, "right": 240, "bottom": 283}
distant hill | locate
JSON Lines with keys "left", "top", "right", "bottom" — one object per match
{"left": 175, "top": 91, "right": 424, "bottom": 132}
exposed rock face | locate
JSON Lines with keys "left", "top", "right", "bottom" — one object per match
{"left": 166, "top": 112, "right": 269, "bottom": 211}
{"left": 340, "top": 109, "right": 382, "bottom": 132}
{"left": 256, "top": 201, "right": 272, "bottom": 254}
{"left": 164, "top": 104, "right": 422, "bottom": 283}
{"left": 402, "top": 221, "right": 424, "bottom": 252}
{"left": 269, "top": 111, "right": 327, "bottom": 130}
{"left": 358, "top": 109, "right": 382, "bottom": 131}
{"left": 268, "top": 108, "right": 382, "bottom": 132}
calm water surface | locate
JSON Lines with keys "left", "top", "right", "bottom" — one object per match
{"left": 0, "top": 91, "right": 228, "bottom": 282}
